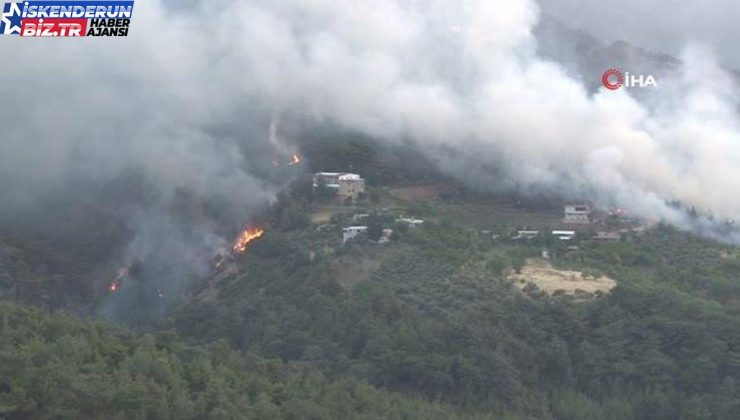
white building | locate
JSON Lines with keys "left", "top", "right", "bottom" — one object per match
{"left": 313, "top": 172, "right": 342, "bottom": 189}
{"left": 563, "top": 204, "right": 592, "bottom": 224}
{"left": 552, "top": 230, "right": 576, "bottom": 241}
{"left": 593, "top": 231, "right": 621, "bottom": 241}
{"left": 313, "top": 172, "right": 366, "bottom": 200}
{"left": 378, "top": 228, "right": 394, "bottom": 244}
{"left": 353, "top": 213, "right": 370, "bottom": 222}
{"left": 513, "top": 230, "right": 539, "bottom": 240}
{"left": 395, "top": 216, "right": 424, "bottom": 227}
{"left": 343, "top": 226, "right": 367, "bottom": 244}
{"left": 338, "top": 174, "right": 365, "bottom": 199}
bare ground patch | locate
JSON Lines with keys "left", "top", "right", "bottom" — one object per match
{"left": 310, "top": 205, "right": 357, "bottom": 224}
{"left": 311, "top": 209, "right": 334, "bottom": 224}
{"left": 507, "top": 258, "right": 616, "bottom": 298}
{"left": 388, "top": 183, "right": 457, "bottom": 201}
{"left": 329, "top": 252, "right": 384, "bottom": 290}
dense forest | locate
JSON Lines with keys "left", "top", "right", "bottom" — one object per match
{"left": 1, "top": 134, "right": 740, "bottom": 418}
{"left": 167, "top": 220, "right": 740, "bottom": 419}
{"left": 0, "top": 303, "right": 483, "bottom": 419}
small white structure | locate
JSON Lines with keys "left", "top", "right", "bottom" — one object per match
{"left": 353, "top": 213, "right": 370, "bottom": 222}
{"left": 378, "top": 228, "right": 394, "bottom": 244}
{"left": 552, "top": 230, "right": 576, "bottom": 241}
{"left": 396, "top": 217, "right": 425, "bottom": 227}
{"left": 343, "top": 226, "right": 367, "bottom": 244}
{"left": 564, "top": 204, "right": 592, "bottom": 224}
{"left": 513, "top": 230, "right": 539, "bottom": 240}
{"left": 594, "top": 231, "right": 621, "bottom": 241}
{"left": 313, "top": 172, "right": 366, "bottom": 200}
{"left": 313, "top": 172, "right": 342, "bottom": 188}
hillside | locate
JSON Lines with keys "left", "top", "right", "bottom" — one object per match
{"left": 165, "top": 187, "right": 740, "bottom": 418}
{"left": 3, "top": 1, "right": 740, "bottom": 419}
{"left": 2, "top": 133, "right": 740, "bottom": 418}
{"left": 0, "top": 303, "right": 483, "bottom": 420}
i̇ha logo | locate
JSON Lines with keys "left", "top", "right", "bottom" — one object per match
{"left": 602, "top": 68, "right": 657, "bottom": 90}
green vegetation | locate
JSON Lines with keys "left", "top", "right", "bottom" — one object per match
{"left": 0, "top": 303, "right": 480, "bottom": 420}
{"left": 564, "top": 224, "right": 740, "bottom": 305}
{"left": 2, "top": 137, "right": 740, "bottom": 419}
{"left": 168, "top": 220, "right": 740, "bottom": 419}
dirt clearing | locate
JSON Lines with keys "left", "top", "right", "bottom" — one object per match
{"left": 507, "top": 258, "right": 616, "bottom": 298}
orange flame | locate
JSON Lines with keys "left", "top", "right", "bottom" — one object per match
{"left": 288, "top": 153, "right": 301, "bottom": 166}
{"left": 232, "top": 227, "right": 265, "bottom": 253}
{"left": 108, "top": 267, "right": 129, "bottom": 293}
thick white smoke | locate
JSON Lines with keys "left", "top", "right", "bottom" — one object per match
{"left": 1, "top": 0, "right": 739, "bottom": 239}
{"left": 203, "top": 0, "right": 739, "bottom": 224}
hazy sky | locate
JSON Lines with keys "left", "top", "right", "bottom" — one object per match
{"left": 538, "top": 0, "right": 740, "bottom": 68}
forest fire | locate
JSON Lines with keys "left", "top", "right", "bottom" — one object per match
{"left": 232, "top": 226, "right": 265, "bottom": 253}
{"left": 271, "top": 153, "right": 301, "bottom": 167}
{"left": 108, "top": 267, "right": 129, "bottom": 293}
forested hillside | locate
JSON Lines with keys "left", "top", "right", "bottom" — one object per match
{"left": 0, "top": 303, "right": 479, "bottom": 420}
{"left": 1, "top": 134, "right": 739, "bottom": 418}
{"left": 169, "top": 220, "right": 740, "bottom": 419}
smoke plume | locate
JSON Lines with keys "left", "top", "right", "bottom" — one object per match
{"left": 1, "top": 0, "right": 739, "bottom": 315}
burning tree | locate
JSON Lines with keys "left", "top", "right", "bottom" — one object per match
{"left": 108, "top": 266, "right": 130, "bottom": 293}
{"left": 232, "top": 227, "right": 265, "bottom": 253}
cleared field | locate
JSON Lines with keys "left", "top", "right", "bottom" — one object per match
{"left": 437, "top": 203, "right": 564, "bottom": 229}
{"left": 508, "top": 258, "right": 617, "bottom": 298}
{"left": 388, "top": 183, "right": 455, "bottom": 201}
{"left": 310, "top": 205, "right": 357, "bottom": 223}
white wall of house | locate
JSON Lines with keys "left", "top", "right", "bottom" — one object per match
{"left": 564, "top": 204, "right": 592, "bottom": 224}
{"left": 343, "top": 226, "right": 367, "bottom": 244}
